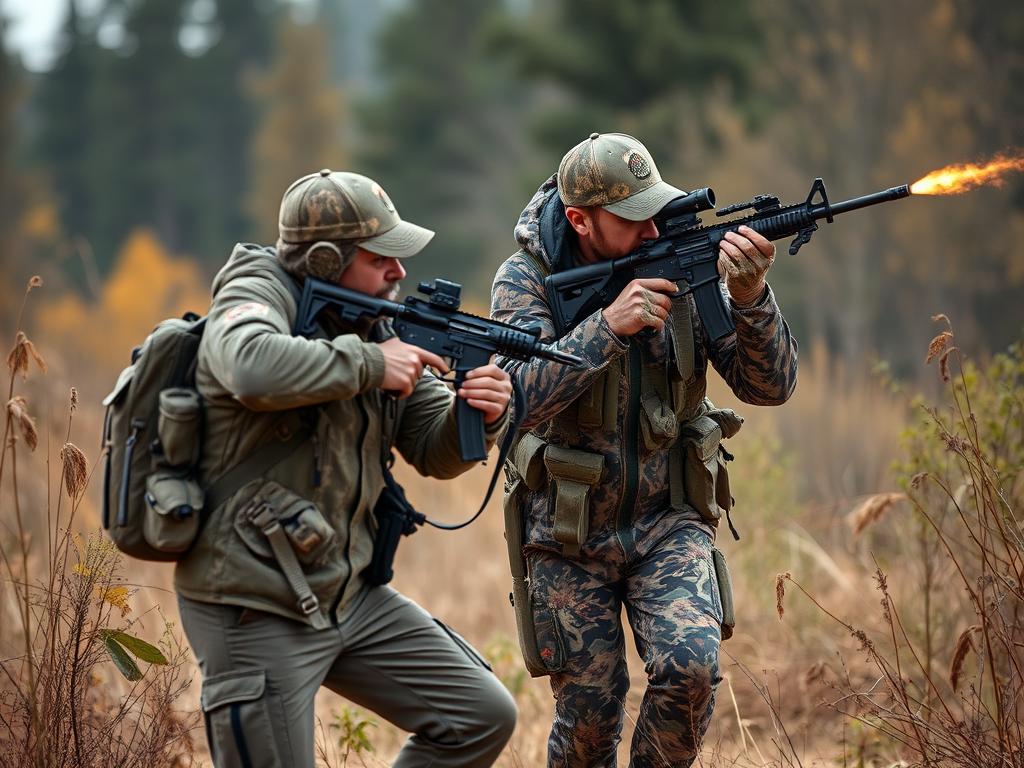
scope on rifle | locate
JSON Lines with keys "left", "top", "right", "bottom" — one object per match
{"left": 655, "top": 187, "right": 716, "bottom": 230}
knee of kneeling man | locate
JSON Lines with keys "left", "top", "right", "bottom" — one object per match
{"left": 475, "top": 679, "right": 518, "bottom": 744}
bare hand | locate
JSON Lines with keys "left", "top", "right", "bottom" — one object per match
{"left": 717, "top": 225, "right": 775, "bottom": 306}
{"left": 601, "top": 278, "right": 678, "bottom": 338}
{"left": 458, "top": 364, "right": 512, "bottom": 425}
{"left": 378, "top": 337, "right": 448, "bottom": 398}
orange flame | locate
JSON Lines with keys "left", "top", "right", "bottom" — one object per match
{"left": 910, "top": 153, "right": 1024, "bottom": 195}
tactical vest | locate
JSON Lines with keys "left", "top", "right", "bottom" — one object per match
{"left": 505, "top": 249, "right": 741, "bottom": 551}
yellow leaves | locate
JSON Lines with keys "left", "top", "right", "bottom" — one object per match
{"left": 21, "top": 203, "right": 59, "bottom": 241}
{"left": 98, "top": 586, "right": 132, "bottom": 617}
{"left": 36, "top": 229, "right": 209, "bottom": 369}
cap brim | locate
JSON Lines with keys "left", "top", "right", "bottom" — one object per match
{"left": 603, "top": 180, "right": 687, "bottom": 221}
{"left": 360, "top": 219, "right": 435, "bottom": 258}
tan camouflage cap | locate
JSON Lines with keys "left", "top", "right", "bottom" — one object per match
{"left": 278, "top": 169, "right": 434, "bottom": 257}
{"left": 557, "top": 133, "right": 686, "bottom": 221}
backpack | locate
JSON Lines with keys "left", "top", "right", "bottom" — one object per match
{"left": 101, "top": 313, "right": 208, "bottom": 562}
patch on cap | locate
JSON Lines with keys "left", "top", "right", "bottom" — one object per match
{"left": 626, "top": 150, "right": 652, "bottom": 180}
{"left": 371, "top": 182, "right": 396, "bottom": 213}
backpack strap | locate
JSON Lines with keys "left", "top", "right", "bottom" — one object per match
{"left": 203, "top": 418, "right": 314, "bottom": 514}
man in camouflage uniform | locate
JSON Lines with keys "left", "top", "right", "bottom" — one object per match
{"left": 491, "top": 133, "right": 798, "bottom": 767}
{"left": 175, "top": 169, "right": 517, "bottom": 767}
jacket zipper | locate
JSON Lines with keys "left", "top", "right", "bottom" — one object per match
{"left": 615, "top": 347, "right": 640, "bottom": 560}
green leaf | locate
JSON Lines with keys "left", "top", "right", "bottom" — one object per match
{"left": 103, "top": 634, "right": 142, "bottom": 681}
{"left": 109, "top": 630, "right": 168, "bottom": 665}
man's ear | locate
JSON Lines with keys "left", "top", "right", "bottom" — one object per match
{"left": 564, "top": 206, "right": 592, "bottom": 237}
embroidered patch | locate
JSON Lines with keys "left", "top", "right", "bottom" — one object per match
{"left": 627, "top": 151, "right": 652, "bottom": 179}
{"left": 371, "top": 182, "right": 396, "bottom": 213}
{"left": 224, "top": 302, "right": 270, "bottom": 324}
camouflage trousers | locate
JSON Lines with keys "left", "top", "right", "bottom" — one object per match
{"left": 528, "top": 521, "right": 723, "bottom": 767}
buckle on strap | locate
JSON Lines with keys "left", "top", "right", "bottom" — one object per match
{"left": 245, "top": 500, "right": 278, "bottom": 531}
{"left": 299, "top": 595, "right": 320, "bottom": 615}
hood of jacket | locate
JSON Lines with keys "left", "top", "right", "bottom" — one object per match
{"left": 513, "top": 174, "right": 579, "bottom": 274}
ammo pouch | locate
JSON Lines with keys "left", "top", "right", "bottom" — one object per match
{"left": 544, "top": 445, "right": 604, "bottom": 557}
{"left": 143, "top": 388, "right": 205, "bottom": 554}
{"left": 366, "top": 470, "right": 425, "bottom": 587}
{"left": 678, "top": 406, "right": 743, "bottom": 528}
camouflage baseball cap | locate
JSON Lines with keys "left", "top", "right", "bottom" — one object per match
{"left": 278, "top": 169, "right": 434, "bottom": 258}
{"left": 557, "top": 133, "right": 686, "bottom": 221}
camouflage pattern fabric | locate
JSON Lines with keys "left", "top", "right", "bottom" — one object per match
{"left": 490, "top": 174, "right": 799, "bottom": 766}
{"left": 529, "top": 523, "right": 721, "bottom": 767}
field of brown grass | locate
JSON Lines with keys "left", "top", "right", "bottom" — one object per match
{"left": 3, "top": 273, "right": 1021, "bottom": 767}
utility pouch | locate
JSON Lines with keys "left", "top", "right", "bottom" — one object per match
{"left": 681, "top": 415, "right": 725, "bottom": 523}
{"left": 511, "top": 432, "right": 547, "bottom": 491}
{"left": 639, "top": 391, "right": 679, "bottom": 452}
{"left": 143, "top": 469, "right": 203, "bottom": 554}
{"left": 712, "top": 547, "right": 736, "bottom": 640}
{"left": 157, "top": 388, "right": 202, "bottom": 467}
{"left": 543, "top": 445, "right": 604, "bottom": 557}
{"left": 366, "top": 471, "right": 424, "bottom": 586}
{"left": 503, "top": 478, "right": 569, "bottom": 678}
{"left": 234, "top": 481, "right": 335, "bottom": 568}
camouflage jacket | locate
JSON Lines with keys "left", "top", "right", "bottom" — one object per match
{"left": 490, "top": 175, "right": 799, "bottom": 561}
{"left": 175, "top": 244, "right": 503, "bottom": 625}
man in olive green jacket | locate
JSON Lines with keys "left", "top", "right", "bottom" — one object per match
{"left": 175, "top": 169, "right": 517, "bottom": 767}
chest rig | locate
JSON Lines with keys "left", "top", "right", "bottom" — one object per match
{"left": 507, "top": 251, "right": 743, "bottom": 559}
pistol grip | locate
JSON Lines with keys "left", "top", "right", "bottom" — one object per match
{"left": 455, "top": 393, "right": 487, "bottom": 462}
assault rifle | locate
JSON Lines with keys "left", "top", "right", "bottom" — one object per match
{"left": 545, "top": 178, "right": 911, "bottom": 340}
{"left": 293, "top": 277, "right": 583, "bottom": 462}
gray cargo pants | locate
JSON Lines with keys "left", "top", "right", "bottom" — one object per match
{"left": 178, "top": 586, "right": 517, "bottom": 767}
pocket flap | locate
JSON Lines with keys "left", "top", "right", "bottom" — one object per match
{"left": 102, "top": 365, "right": 135, "bottom": 406}
{"left": 511, "top": 432, "right": 547, "bottom": 490}
{"left": 201, "top": 669, "right": 266, "bottom": 712}
{"left": 682, "top": 415, "right": 723, "bottom": 462}
{"left": 641, "top": 392, "right": 678, "bottom": 441}
{"left": 146, "top": 470, "right": 204, "bottom": 518}
{"left": 544, "top": 445, "right": 604, "bottom": 485}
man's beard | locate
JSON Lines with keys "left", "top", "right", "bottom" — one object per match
{"left": 378, "top": 281, "right": 401, "bottom": 301}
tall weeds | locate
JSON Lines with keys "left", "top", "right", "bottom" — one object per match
{"left": 779, "top": 316, "right": 1024, "bottom": 767}
{"left": 0, "top": 277, "right": 198, "bottom": 767}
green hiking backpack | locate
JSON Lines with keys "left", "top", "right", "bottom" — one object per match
{"left": 101, "top": 313, "right": 208, "bottom": 562}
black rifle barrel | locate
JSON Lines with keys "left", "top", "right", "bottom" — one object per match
{"left": 823, "top": 184, "right": 910, "bottom": 217}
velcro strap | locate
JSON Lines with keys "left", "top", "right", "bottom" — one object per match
{"left": 544, "top": 446, "right": 603, "bottom": 556}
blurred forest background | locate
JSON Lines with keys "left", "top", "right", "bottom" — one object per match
{"left": 1, "top": 0, "right": 1023, "bottom": 765}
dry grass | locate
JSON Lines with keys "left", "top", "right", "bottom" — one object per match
{"left": 4, "top": 273, "right": 1021, "bottom": 766}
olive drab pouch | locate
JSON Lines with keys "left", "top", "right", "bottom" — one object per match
{"left": 680, "top": 406, "right": 743, "bottom": 526}
{"left": 712, "top": 547, "right": 736, "bottom": 640}
{"left": 543, "top": 444, "right": 604, "bottom": 557}
{"left": 234, "top": 481, "right": 335, "bottom": 568}
{"left": 101, "top": 313, "right": 208, "bottom": 562}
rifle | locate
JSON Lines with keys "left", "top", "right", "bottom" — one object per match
{"left": 545, "top": 178, "right": 911, "bottom": 340}
{"left": 293, "top": 277, "right": 583, "bottom": 462}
